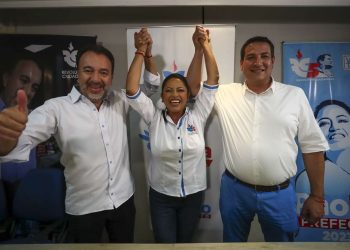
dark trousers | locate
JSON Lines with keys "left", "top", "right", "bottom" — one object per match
{"left": 149, "top": 187, "right": 203, "bottom": 243}
{"left": 3, "top": 180, "right": 20, "bottom": 215}
{"left": 65, "top": 195, "right": 135, "bottom": 243}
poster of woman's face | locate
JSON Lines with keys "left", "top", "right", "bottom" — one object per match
{"left": 316, "top": 102, "right": 350, "bottom": 151}
{"left": 314, "top": 99, "right": 350, "bottom": 176}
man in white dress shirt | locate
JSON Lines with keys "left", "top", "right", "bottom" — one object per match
{"left": 0, "top": 40, "right": 159, "bottom": 242}
{"left": 188, "top": 35, "right": 329, "bottom": 242}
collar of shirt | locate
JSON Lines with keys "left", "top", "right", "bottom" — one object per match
{"left": 164, "top": 107, "right": 190, "bottom": 129}
{"left": 69, "top": 85, "right": 114, "bottom": 105}
{"left": 243, "top": 78, "right": 276, "bottom": 96}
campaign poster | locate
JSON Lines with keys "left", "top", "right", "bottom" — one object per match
{"left": 0, "top": 34, "right": 96, "bottom": 168}
{"left": 283, "top": 42, "right": 350, "bottom": 242}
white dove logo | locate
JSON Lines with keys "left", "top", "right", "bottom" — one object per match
{"left": 62, "top": 42, "right": 78, "bottom": 68}
{"left": 289, "top": 58, "right": 310, "bottom": 78}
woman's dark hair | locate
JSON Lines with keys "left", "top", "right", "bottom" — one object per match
{"left": 314, "top": 99, "right": 350, "bottom": 118}
{"left": 161, "top": 73, "right": 190, "bottom": 95}
{"left": 314, "top": 99, "right": 350, "bottom": 161}
{"left": 240, "top": 36, "right": 275, "bottom": 60}
{"left": 76, "top": 44, "right": 115, "bottom": 73}
{"left": 161, "top": 73, "right": 190, "bottom": 123}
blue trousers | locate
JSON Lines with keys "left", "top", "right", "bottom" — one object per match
{"left": 219, "top": 171, "right": 299, "bottom": 242}
{"left": 149, "top": 188, "right": 203, "bottom": 243}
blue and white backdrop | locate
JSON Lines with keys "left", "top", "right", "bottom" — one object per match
{"left": 283, "top": 42, "right": 350, "bottom": 242}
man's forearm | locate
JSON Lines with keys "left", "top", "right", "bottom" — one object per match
{"left": 144, "top": 56, "right": 158, "bottom": 76}
{"left": 302, "top": 151, "right": 325, "bottom": 198}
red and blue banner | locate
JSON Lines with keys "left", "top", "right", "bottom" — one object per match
{"left": 283, "top": 42, "right": 350, "bottom": 242}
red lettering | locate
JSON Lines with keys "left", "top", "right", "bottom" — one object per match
{"left": 339, "top": 219, "right": 347, "bottom": 230}
{"left": 329, "top": 218, "right": 338, "bottom": 229}
{"left": 298, "top": 216, "right": 350, "bottom": 230}
{"left": 205, "top": 146, "right": 213, "bottom": 167}
{"left": 205, "top": 147, "right": 212, "bottom": 158}
{"left": 319, "top": 219, "right": 328, "bottom": 228}
{"left": 307, "top": 62, "right": 320, "bottom": 78}
{"left": 200, "top": 213, "right": 212, "bottom": 219}
{"left": 206, "top": 159, "right": 213, "bottom": 167}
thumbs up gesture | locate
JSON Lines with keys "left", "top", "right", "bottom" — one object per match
{"left": 0, "top": 90, "right": 28, "bottom": 156}
{"left": 16, "top": 89, "right": 28, "bottom": 114}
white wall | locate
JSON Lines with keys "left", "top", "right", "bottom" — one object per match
{"left": 14, "top": 23, "right": 350, "bottom": 88}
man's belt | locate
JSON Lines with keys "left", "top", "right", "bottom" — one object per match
{"left": 224, "top": 169, "right": 290, "bottom": 192}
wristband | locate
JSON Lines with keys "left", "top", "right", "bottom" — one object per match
{"left": 309, "top": 194, "right": 325, "bottom": 205}
{"left": 135, "top": 50, "right": 145, "bottom": 57}
{"left": 145, "top": 54, "right": 152, "bottom": 59}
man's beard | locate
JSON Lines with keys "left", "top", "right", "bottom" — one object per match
{"left": 86, "top": 91, "right": 106, "bottom": 103}
{"left": 80, "top": 83, "right": 110, "bottom": 103}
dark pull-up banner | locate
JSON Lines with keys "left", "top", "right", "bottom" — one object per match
{"left": 0, "top": 34, "right": 96, "bottom": 171}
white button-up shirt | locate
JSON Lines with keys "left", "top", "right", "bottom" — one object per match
{"left": 1, "top": 71, "right": 160, "bottom": 215}
{"left": 215, "top": 80, "right": 329, "bottom": 186}
{"left": 127, "top": 83, "right": 218, "bottom": 197}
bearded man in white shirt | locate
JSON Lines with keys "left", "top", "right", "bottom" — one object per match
{"left": 188, "top": 36, "right": 329, "bottom": 242}
{"left": 0, "top": 39, "right": 160, "bottom": 243}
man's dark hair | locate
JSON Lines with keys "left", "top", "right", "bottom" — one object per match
{"left": 0, "top": 51, "right": 43, "bottom": 93}
{"left": 317, "top": 54, "right": 331, "bottom": 63}
{"left": 314, "top": 99, "right": 350, "bottom": 118}
{"left": 76, "top": 44, "right": 115, "bottom": 74}
{"left": 240, "top": 36, "right": 275, "bottom": 60}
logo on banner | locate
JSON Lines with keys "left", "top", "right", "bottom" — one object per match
{"left": 139, "top": 130, "right": 151, "bottom": 150}
{"left": 289, "top": 49, "right": 334, "bottom": 80}
{"left": 200, "top": 204, "right": 212, "bottom": 219}
{"left": 163, "top": 60, "right": 185, "bottom": 78}
{"left": 61, "top": 42, "right": 78, "bottom": 79}
{"left": 343, "top": 55, "right": 350, "bottom": 70}
{"left": 205, "top": 146, "right": 213, "bottom": 167}
{"left": 62, "top": 42, "right": 78, "bottom": 67}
